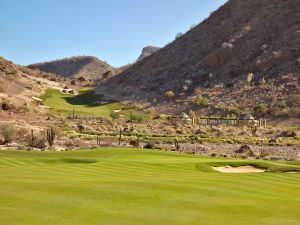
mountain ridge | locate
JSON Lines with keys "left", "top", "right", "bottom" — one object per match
{"left": 29, "top": 56, "right": 116, "bottom": 81}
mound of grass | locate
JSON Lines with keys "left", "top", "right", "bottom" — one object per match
{"left": 0, "top": 149, "right": 299, "bottom": 225}
{"left": 40, "top": 88, "right": 149, "bottom": 120}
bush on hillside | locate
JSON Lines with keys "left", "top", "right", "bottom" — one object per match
{"left": 143, "top": 142, "right": 155, "bottom": 149}
{"left": 164, "top": 91, "right": 175, "bottom": 100}
{"left": 0, "top": 123, "right": 16, "bottom": 144}
{"left": 129, "top": 113, "right": 144, "bottom": 123}
{"left": 110, "top": 111, "right": 120, "bottom": 120}
{"left": 195, "top": 97, "right": 209, "bottom": 106}
{"left": 254, "top": 104, "right": 268, "bottom": 115}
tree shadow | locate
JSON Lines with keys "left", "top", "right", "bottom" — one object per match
{"left": 64, "top": 91, "right": 115, "bottom": 107}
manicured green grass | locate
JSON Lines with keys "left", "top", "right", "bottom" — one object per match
{"left": 40, "top": 88, "right": 149, "bottom": 120}
{"left": 0, "top": 148, "right": 299, "bottom": 225}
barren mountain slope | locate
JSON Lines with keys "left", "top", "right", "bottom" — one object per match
{"left": 29, "top": 56, "right": 116, "bottom": 81}
{"left": 96, "top": 0, "right": 300, "bottom": 120}
{"left": 96, "top": 0, "right": 300, "bottom": 119}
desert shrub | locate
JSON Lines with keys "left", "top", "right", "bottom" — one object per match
{"left": 129, "top": 140, "right": 140, "bottom": 147}
{"left": 110, "top": 111, "right": 120, "bottom": 120}
{"left": 195, "top": 97, "right": 209, "bottom": 106}
{"left": 64, "top": 141, "right": 75, "bottom": 148}
{"left": 254, "top": 104, "right": 268, "bottom": 115}
{"left": 164, "top": 91, "right": 175, "bottom": 101}
{"left": 259, "top": 77, "right": 267, "bottom": 86}
{"left": 143, "top": 142, "right": 155, "bottom": 149}
{"left": 129, "top": 113, "right": 144, "bottom": 123}
{"left": 33, "top": 138, "right": 48, "bottom": 150}
{"left": 77, "top": 123, "right": 85, "bottom": 133}
{"left": 17, "top": 127, "right": 31, "bottom": 143}
{"left": 0, "top": 123, "right": 16, "bottom": 143}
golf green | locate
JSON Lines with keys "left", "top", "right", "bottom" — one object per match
{"left": 0, "top": 148, "right": 299, "bottom": 225}
{"left": 40, "top": 88, "right": 149, "bottom": 120}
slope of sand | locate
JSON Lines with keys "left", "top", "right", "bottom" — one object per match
{"left": 213, "top": 166, "right": 265, "bottom": 173}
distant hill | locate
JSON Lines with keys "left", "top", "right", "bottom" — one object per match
{"left": 97, "top": 0, "right": 300, "bottom": 119}
{"left": 137, "top": 46, "right": 161, "bottom": 62}
{"left": 29, "top": 56, "right": 116, "bottom": 81}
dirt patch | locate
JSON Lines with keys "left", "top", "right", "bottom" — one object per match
{"left": 213, "top": 165, "right": 265, "bottom": 173}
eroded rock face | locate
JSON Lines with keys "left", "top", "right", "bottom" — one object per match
{"left": 137, "top": 46, "right": 161, "bottom": 62}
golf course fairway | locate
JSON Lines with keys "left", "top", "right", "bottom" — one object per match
{"left": 0, "top": 148, "right": 299, "bottom": 225}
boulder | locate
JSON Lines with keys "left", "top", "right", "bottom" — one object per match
{"left": 279, "top": 131, "right": 298, "bottom": 138}
{"left": 235, "top": 145, "right": 254, "bottom": 157}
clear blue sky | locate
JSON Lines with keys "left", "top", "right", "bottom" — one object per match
{"left": 0, "top": 0, "right": 226, "bottom": 67}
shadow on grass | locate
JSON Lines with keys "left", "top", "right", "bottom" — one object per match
{"left": 64, "top": 91, "right": 115, "bottom": 107}
{"left": 37, "top": 158, "right": 98, "bottom": 164}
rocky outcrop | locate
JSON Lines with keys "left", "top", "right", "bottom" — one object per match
{"left": 137, "top": 46, "right": 161, "bottom": 62}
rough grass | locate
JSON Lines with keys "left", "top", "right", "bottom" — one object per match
{"left": 40, "top": 88, "right": 149, "bottom": 120}
{"left": 0, "top": 148, "right": 299, "bottom": 225}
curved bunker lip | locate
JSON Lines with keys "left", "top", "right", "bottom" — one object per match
{"left": 213, "top": 165, "right": 265, "bottom": 173}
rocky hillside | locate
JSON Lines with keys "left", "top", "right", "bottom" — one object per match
{"left": 0, "top": 57, "right": 68, "bottom": 117}
{"left": 29, "top": 56, "right": 116, "bottom": 81}
{"left": 97, "top": 0, "right": 300, "bottom": 119}
{"left": 137, "top": 46, "right": 161, "bottom": 62}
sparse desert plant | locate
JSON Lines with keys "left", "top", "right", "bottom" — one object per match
{"left": 46, "top": 127, "right": 56, "bottom": 147}
{"left": 246, "top": 73, "right": 254, "bottom": 86}
{"left": 195, "top": 96, "right": 209, "bottom": 106}
{"left": 0, "top": 123, "right": 16, "bottom": 144}
{"left": 33, "top": 138, "right": 48, "bottom": 150}
{"left": 259, "top": 77, "right": 267, "bottom": 86}
{"left": 229, "top": 107, "right": 241, "bottom": 116}
{"left": 143, "top": 142, "right": 155, "bottom": 149}
{"left": 254, "top": 104, "right": 268, "bottom": 115}
{"left": 17, "top": 127, "right": 31, "bottom": 142}
{"left": 110, "top": 111, "right": 120, "bottom": 120}
{"left": 129, "top": 112, "right": 144, "bottom": 123}
{"left": 174, "top": 138, "right": 180, "bottom": 151}
{"left": 164, "top": 91, "right": 175, "bottom": 102}
{"left": 251, "top": 126, "right": 257, "bottom": 137}
{"left": 77, "top": 123, "right": 85, "bottom": 133}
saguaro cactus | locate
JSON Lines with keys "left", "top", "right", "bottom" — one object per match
{"left": 47, "top": 127, "right": 56, "bottom": 147}
{"left": 96, "top": 135, "right": 101, "bottom": 146}
{"left": 118, "top": 128, "right": 122, "bottom": 146}
{"left": 251, "top": 126, "right": 257, "bottom": 137}
{"left": 174, "top": 138, "right": 180, "bottom": 151}
{"left": 31, "top": 129, "right": 35, "bottom": 146}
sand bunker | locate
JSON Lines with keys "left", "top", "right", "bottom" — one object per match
{"left": 213, "top": 165, "right": 265, "bottom": 173}
{"left": 32, "top": 97, "right": 43, "bottom": 102}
